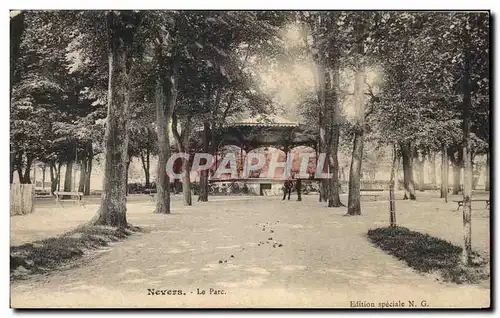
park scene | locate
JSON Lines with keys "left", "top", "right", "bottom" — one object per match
{"left": 10, "top": 11, "right": 490, "bottom": 308}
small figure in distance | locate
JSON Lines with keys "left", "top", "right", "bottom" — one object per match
{"left": 282, "top": 176, "right": 293, "bottom": 201}
{"left": 295, "top": 175, "right": 302, "bottom": 201}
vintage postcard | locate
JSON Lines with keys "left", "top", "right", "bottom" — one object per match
{"left": 9, "top": 10, "right": 490, "bottom": 309}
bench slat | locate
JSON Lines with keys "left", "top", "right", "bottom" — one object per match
{"left": 54, "top": 192, "right": 83, "bottom": 196}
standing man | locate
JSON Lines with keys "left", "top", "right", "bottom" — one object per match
{"left": 296, "top": 177, "right": 302, "bottom": 201}
{"left": 282, "top": 177, "right": 292, "bottom": 200}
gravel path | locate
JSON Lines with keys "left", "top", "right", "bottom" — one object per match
{"left": 10, "top": 193, "right": 490, "bottom": 308}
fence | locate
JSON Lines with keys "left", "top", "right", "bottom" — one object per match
{"left": 10, "top": 184, "right": 34, "bottom": 216}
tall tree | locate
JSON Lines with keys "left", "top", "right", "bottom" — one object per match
{"left": 95, "top": 11, "right": 142, "bottom": 226}
{"left": 460, "top": 13, "right": 477, "bottom": 266}
{"left": 153, "top": 33, "right": 178, "bottom": 215}
{"left": 172, "top": 111, "right": 192, "bottom": 206}
{"left": 299, "top": 12, "right": 345, "bottom": 207}
{"left": 346, "top": 16, "right": 366, "bottom": 216}
{"left": 10, "top": 10, "right": 25, "bottom": 98}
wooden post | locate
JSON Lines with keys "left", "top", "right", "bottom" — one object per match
{"left": 33, "top": 160, "right": 36, "bottom": 189}
{"left": 444, "top": 147, "right": 449, "bottom": 203}
{"left": 389, "top": 145, "right": 397, "bottom": 227}
{"left": 389, "top": 184, "right": 396, "bottom": 227}
{"left": 73, "top": 143, "right": 78, "bottom": 192}
{"left": 239, "top": 147, "right": 243, "bottom": 179}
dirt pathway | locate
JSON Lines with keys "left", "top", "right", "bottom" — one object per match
{"left": 11, "top": 194, "right": 490, "bottom": 308}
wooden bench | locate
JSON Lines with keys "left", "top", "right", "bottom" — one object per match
{"left": 35, "top": 190, "right": 53, "bottom": 198}
{"left": 453, "top": 199, "right": 490, "bottom": 210}
{"left": 144, "top": 188, "right": 157, "bottom": 200}
{"left": 361, "top": 194, "right": 382, "bottom": 201}
{"left": 54, "top": 191, "right": 84, "bottom": 207}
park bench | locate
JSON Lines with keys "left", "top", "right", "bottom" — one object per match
{"left": 54, "top": 191, "right": 84, "bottom": 207}
{"left": 361, "top": 193, "right": 382, "bottom": 201}
{"left": 144, "top": 188, "right": 157, "bottom": 200}
{"left": 34, "top": 189, "right": 52, "bottom": 198}
{"left": 453, "top": 199, "right": 490, "bottom": 211}
{"left": 361, "top": 195, "right": 381, "bottom": 201}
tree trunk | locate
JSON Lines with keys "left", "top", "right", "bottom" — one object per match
{"left": 327, "top": 148, "right": 343, "bottom": 207}
{"left": 78, "top": 162, "right": 86, "bottom": 193}
{"left": 401, "top": 142, "right": 416, "bottom": 200}
{"left": 78, "top": 155, "right": 87, "bottom": 193}
{"left": 319, "top": 180, "right": 328, "bottom": 202}
{"left": 318, "top": 83, "right": 327, "bottom": 205}
{"left": 154, "top": 50, "right": 177, "bottom": 214}
{"left": 472, "top": 158, "right": 480, "bottom": 190}
{"left": 10, "top": 162, "right": 15, "bottom": 184}
{"left": 394, "top": 157, "right": 400, "bottom": 192}
{"left": 452, "top": 150, "right": 462, "bottom": 195}
{"left": 50, "top": 162, "right": 56, "bottom": 194}
{"left": 172, "top": 112, "right": 192, "bottom": 206}
{"left": 440, "top": 147, "right": 449, "bottom": 201}
{"left": 16, "top": 167, "right": 23, "bottom": 183}
{"left": 22, "top": 156, "right": 34, "bottom": 184}
{"left": 84, "top": 144, "right": 93, "bottom": 195}
{"left": 198, "top": 121, "right": 210, "bottom": 202}
{"left": 57, "top": 162, "right": 62, "bottom": 191}
{"left": 307, "top": 13, "right": 342, "bottom": 206}
{"left": 326, "top": 67, "right": 343, "bottom": 207}
{"left": 144, "top": 165, "right": 151, "bottom": 188}
{"left": 440, "top": 151, "right": 445, "bottom": 198}
{"left": 41, "top": 164, "right": 46, "bottom": 189}
{"left": 417, "top": 155, "right": 425, "bottom": 192}
{"left": 125, "top": 160, "right": 130, "bottom": 196}
{"left": 327, "top": 164, "right": 342, "bottom": 207}
{"left": 430, "top": 152, "right": 437, "bottom": 188}
{"left": 140, "top": 150, "right": 151, "bottom": 188}
{"left": 346, "top": 17, "right": 366, "bottom": 216}
{"left": 313, "top": 21, "right": 328, "bottom": 205}
{"left": 95, "top": 11, "right": 138, "bottom": 227}
{"left": 347, "top": 128, "right": 363, "bottom": 215}
{"left": 63, "top": 158, "right": 74, "bottom": 193}
{"left": 182, "top": 159, "right": 192, "bottom": 206}
{"left": 146, "top": 148, "right": 150, "bottom": 187}
{"left": 15, "top": 151, "right": 23, "bottom": 183}
{"left": 10, "top": 11, "right": 24, "bottom": 98}
{"left": 155, "top": 79, "right": 171, "bottom": 214}
{"left": 10, "top": 151, "right": 16, "bottom": 184}
{"left": 461, "top": 23, "right": 472, "bottom": 265}
{"left": 485, "top": 151, "right": 490, "bottom": 191}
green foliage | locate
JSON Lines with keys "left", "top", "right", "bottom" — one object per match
{"left": 11, "top": 10, "right": 108, "bottom": 174}
{"left": 10, "top": 10, "right": 489, "bottom": 179}
{"left": 372, "top": 12, "right": 489, "bottom": 152}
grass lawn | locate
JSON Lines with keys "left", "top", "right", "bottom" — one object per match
{"left": 367, "top": 226, "right": 490, "bottom": 284}
{"left": 11, "top": 225, "right": 141, "bottom": 281}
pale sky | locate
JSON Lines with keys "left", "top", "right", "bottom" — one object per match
{"left": 245, "top": 22, "right": 384, "bottom": 124}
